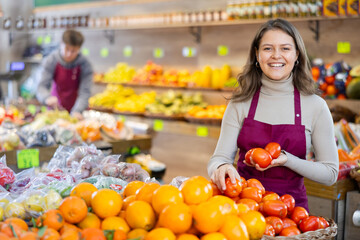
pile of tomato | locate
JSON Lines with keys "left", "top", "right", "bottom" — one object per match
{"left": 217, "top": 177, "right": 330, "bottom": 237}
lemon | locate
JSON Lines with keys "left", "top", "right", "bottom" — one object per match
{"left": 0, "top": 206, "right": 4, "bottom": 221}
{"left": 0, "top": 198, "right": 10, "bottom": 208}
{"left": 5, "top": 202, "right": 26, "bottom": 219}
{"left": 44, "top": 190, "right": 62, "bottom": 211}
{"left": 24, "top": 194, "right": 45, "bottom": 213}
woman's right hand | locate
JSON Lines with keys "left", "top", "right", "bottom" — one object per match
{"left": 211, "top": 164, "right": 241, "bottom": 192}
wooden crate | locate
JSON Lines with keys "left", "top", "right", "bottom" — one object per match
{"left": 109, "top": 134, "right": 152, "bottom": 154}
{"left": 1, "top": 145, "right": 58, "bottom": 173}
{"left": 304, "top": 178, "right": 357, "bottom": 200}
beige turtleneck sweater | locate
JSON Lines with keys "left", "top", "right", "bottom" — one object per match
{"left": 208, "top": 74, "right": 339, "bottom": 186}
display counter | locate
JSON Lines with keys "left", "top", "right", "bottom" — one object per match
{"left": 305, "top": 178, "right": 358, "bottom": 240}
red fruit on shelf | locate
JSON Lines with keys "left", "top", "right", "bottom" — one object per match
{"left": 224, "top": 177, "right": 242, "bottom": 198}
{"left": 279, "top": 226, "right": 301, "bottom": 236}
{"left": 262, "top": 200, "right": 288, "bottom": 218}
{"left": 250, "top": 148, "right": 273, "bottom": 168}
{"left": 280, "top": 194, "right": 296, "bottom": 215}
{"left": 290, "top": 206, "right": 309, "bottom": 225}
{"left": 265, "top": 216, "right": 284, "bottom": 235}
{"left": 318, "top": 217, "right": 330, "bottom": 229}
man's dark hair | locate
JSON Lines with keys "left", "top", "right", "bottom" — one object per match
{"left": 62, "top": 29, "right": 84, "bottom": 47}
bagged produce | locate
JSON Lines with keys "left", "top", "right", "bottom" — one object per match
{"left": 0, "top": 155, "right": 15, "bottom": 188}
{"left": 81, "top": 175, "right": 127, "bottom": 194}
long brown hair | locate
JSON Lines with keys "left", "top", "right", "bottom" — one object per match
{"left": 232, "top": 18, "right": 316, "bottom": 102}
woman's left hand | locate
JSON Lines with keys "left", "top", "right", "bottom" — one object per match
{"left": 255, "top": 152, "right": 288, "bottom": 171}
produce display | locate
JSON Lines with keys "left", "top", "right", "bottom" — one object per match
{"left": 0, "top": 172, "right": 336, "bottom": 240}
{"left": 95, "top": 61, "right": 235, "bottom": 90}
{"left": 312, "top": 59, "right": 360, "bottom": 99}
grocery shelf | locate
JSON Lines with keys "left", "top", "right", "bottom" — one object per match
{"left": 33, "top": 0, "right": 175, "bottom": 13}
{"left": 11, "top": 16, "right": 360, "bottom": 34}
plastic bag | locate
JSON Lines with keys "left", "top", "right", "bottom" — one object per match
{"left": 117, "top": 162, "right": 150, "bottom": 182}
{"left": 8, "top": 168, "right": 35, "bottom": 194}
{"left": 0, "top": 155, "right": 16, "bottom": 187}
{"left": 170, "top": 176, "right": 189, "bottom": 189}
{"left": 82, "top": 175, "right": 127, "bottom": 194}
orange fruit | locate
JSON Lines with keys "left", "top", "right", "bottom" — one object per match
{"left": 0, "top": 223, "right": 24, "bottom": 238}
{"left": 208, "top": 195, "right": 239, "bottom": 215}
{"left": 127, "top": 228, "right": 148, "bottom": 240}
{"left": 158, "top": 203, "right": 192, "bottom": 234}
{"left": 122, "top": 195, "right": 136, "bottom": 210}
{"left": 177, "top": 233, "right": 200, "bottom": 240}
{"left": 59, "top": 222, "right": 81, "bottom": 235}
{"left": 145, "top": 228, "right": 176, "bottom": 240}
{"left": 59, "top": 196, "right": 88, "bottom": 224}
{"left": 101, "top": 216, "right": 130, "bottom": 233}
{"left": 219, "top": 215, "right": 249, "bottom": 240}
{"left": 125, "top": 200, "right": 156, "bottom": 231}
{"left": 236, "top": 198, "right": 259, "bottom": 211}
{"left": 70, "top": 182, "right": 98, "bottom": 207}
{"left": 239, "top": 210, "right": 266, "bottom": 240}
{"left": 37, "top": 209, "right": 64, "bottom": 231}
{"left": 123, "top": 181, "right": 145, "bottom": 198}
{"left": 326, "top": 85, "right": 337, "bottom": 95}
{"left": 40, "top": 228, "right": 60, "bottom": 240}
{"left": 77, "top": 212, "right": 101, "bottom": 229}
{"left": 118, "top": 210, "right": 126, "bottom": 219}
{"left": 19, "top": 231, "right": 39, "bottom": 240}
{"left": 200, "top": 232, "right": 227, "bottom": 240}
{"left": 180, "top": 176, "right": 213, "bottom": 205}
{"left": 236, "top": 203, "right": 250, "bottom": 215}
{"left": 4, "top": 218, "right": 28, "bottom": 231}
{"left": 152, "top": 185, "right": 184, "bottom": 214}
{"left": 135, "top": 182, "right": 160, "bottom": 204}
{"left": 114, "top": 230, "right": 127, "bottom": 240}
{"left": 91, "top": 189, "right": 123, "bottom": 218}
{"left": 0, "top": 232, "right": 10, "bottom": 240}
{"left": 81, "top": 228, "right": 106, "bottom": 240}
{"left": 193, "top": 200, "right": 225, "bottom": 234}
{"left": 60, "top": 229, "right": 81, "bottom": 240}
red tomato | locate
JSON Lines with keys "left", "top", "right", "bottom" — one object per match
{"left": 247, "top": 178, "right": 265, "bottom": 195}
{"left": 299, "top": 216, "right": 321, "bottom": 233}
{"left": 264, "top": 223, "right": 275, "bottom": 236}
{"left": 280, "top": 194, "right": 295, "bottom": 215}
{"left": 265, "top": 216, "right": 284, "bottom": 235}
{"left": 282, "top": 217, "right": 297, "bottom": 229}
{"left": 245, "top": 148, "right": 255, "bottom": 164}
{"left": 290, "top": 206, "right": 309, "bottom": 225}
{"left": 263, "top": 200, "right": 288, "bottom": 218}
{"left": 224, "top": 177, "right": 242, "bottom": 198}
{"left": 318, "top": 217, "right": 329, "bottom": 229}
{"left": 210, "top": 181, "right": 221, "bottom": 196}
{"left": 240, "top": 177, "right": 248, "bottom": 188}
{"left": 250, "top": 148, "right": 273, "bottom": 168}
{"left": 264, "top": 142, "right": 281, "bottom": 159}
{"left": 279, "top": 226, "right": 301, "bottom": 236}
{"left": 240, "top": 187, "right": 263, "bottom": 203}
{"left": 262, "top": 192, "right": 280, "bottom": 202}
{"left": 258, "top": 202, "right": 265, "bottom": 215}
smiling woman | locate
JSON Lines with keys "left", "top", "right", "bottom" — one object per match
{"left": 208, "top": 18, "right": 339, "bottom": 211}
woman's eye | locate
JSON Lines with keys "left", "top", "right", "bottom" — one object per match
{"left": 263, "top": 47, "right": 271, "bottom": 51}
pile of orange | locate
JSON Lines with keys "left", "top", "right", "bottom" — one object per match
{"left": 1, "top": 176, "right": 327, "bottom": 240}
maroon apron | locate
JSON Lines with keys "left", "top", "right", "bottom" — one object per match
{"left": 51, "top": 63, "right": 81, "bottom": 112}
{"left": 237, "top": 87, "right": 308, "bottom": 210}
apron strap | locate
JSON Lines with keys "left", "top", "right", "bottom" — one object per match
{"left": 294, "top": 88, "right": 302, "bottom": 126}
{"left": 247, "top": 89, "right": 261, "bottom": 119}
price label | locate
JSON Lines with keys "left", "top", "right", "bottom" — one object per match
{"left": 196, "top": 126, "right": 208, "bottom": 137}
{"left": 153, "top": 119, "right": 164, "bottom": 131}
{"left": 44, "top": 35, "right": 52, "bottom": 44}
{"left": 100, "top": 47, "right": 109, "bottom": 58}
{"left": 81, "top": 47, "right": 90, "bottom": 56}
{"left": 36, "top": 36, "right": 43, "bottom": 45}
{"left": 27, "top": 104, "right": 37, "bottom": 115}
{"left": 153, "top": 48, "right": 164, "bottom": 58}
{"left": 17, "top": 149, "right": 40, "bottom": 169}
{"left": 123, "top": 46, "right": 133, "bottom": 57}
{"left": 217, "top": 45, "right": 229, "bottom": 56}
{"left": 337, "top": 42, "right": 351, "bottom": 54}
{"left": 182, "top": 47, "right": 197, "bottom": 57}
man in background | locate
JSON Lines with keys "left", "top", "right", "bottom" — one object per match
{"left": 37, "top": 29, "right": 93, "bottom": 119}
